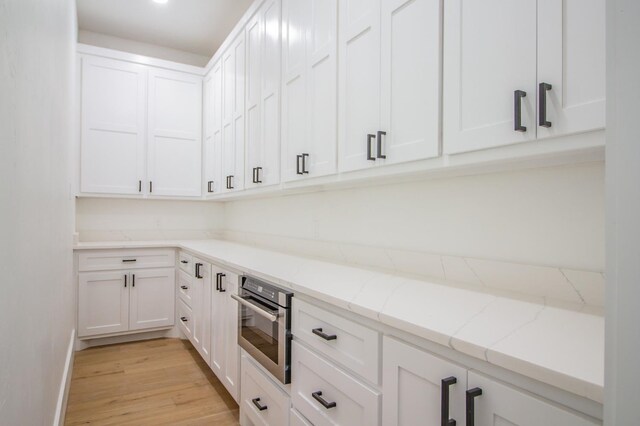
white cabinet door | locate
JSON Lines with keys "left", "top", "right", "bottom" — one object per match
{"left": 80, "top": 56, "right": 146, "bottom": 195}
{"left": 443, "top": 0, "right": 537, "bottom": 154}
{"left": 191, "top": 259, "right": 212, "bottom": 364}
{"left": 78, "top": 271, "right": 129, "bottom": 337}
{"left": 537, "top": 0, "right": 605, "bottom": 139}
{"left": 129, "top": 268, "right": 175, "bottom": 331}
{"left": 210, "top": 265, "right": 225, "bottom": 378}
{"left": 241, "top": 355, "right": 291, "bottom": 426}
{"left": 245, "top": 10, "right": 264, "bottom": 190}
{"left": 147, "top": 68, "right": 202, "bottom": 197}
{"left": 380, "top": 0, "right": 441, "bottom": 164}
{"left": 467, "top": 371, "right": 599, "bottom": 426}
{"left": 338, "top": 0, "right": 381, "bottom": 172}
{"left": 222, "top": 270, "right": 241, "bottom": 401}
{"left": 204, "top": 66, "right": 223, "bottom": 196}
{"left": 222, "top": 34, "right": 246, "bottom": 193}
{"left": 382, "top": 336, "right": 467, "bottom": 426}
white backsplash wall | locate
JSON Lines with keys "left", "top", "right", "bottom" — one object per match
{"left": 76, "top": 198, "right": 225, "bottom": 241}
{"left": 223, "top": 163, "right": 605, "bottom": 308}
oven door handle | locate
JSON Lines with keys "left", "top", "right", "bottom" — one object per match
{"left": 231, "top": 294, "right": 280, "bottom": 322}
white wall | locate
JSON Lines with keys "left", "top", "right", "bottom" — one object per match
{"left": 0, "top": 0, "right": 77, "bottom": 424}
{"left": 604, "top": 0, "right": 640, "bottom": 424}
{"left": 76, "top": 198, "right": 225, "bottom": 241}
{"left": 78, "top": 30, "right": 210, "bottom": 66}
{"left": 225, "top": 162, "right": 605, "bottom": 272}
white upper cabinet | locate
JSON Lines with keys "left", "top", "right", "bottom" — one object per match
{"left": 246, "top": 0, "right": 282, "bottom": 189}
{"left": 80, "top": 56, "right": 147, "bottom": 195}
{"left": 203, "top": 66, "right": 223, "bottom": 195}
{"left": 536, "top": 0, "right": 605, "bottom": 139}
{"left": 147, "top": 68, "right": 203, "bottom": 197}
{"left": 443, "top": 0, "right": 538, "bottom": 154}
{"left": 222, "top": 34, "right": 246, "bottom": 193}
{"left": 282, "top": 0, "right": 338, "bottom": 182}
{"left": 339, "top": 0, "right": 441, "bottom": 172}
{"left": 444, "top": 0, "right": 605, "bottom": 154}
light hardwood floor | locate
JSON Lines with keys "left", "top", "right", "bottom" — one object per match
{"left": 64, "top": 338, "right": 239, "bottom": 425}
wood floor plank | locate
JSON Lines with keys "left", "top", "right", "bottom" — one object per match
{"left": 65, "top": 338, "right": 239, "bottom": 425}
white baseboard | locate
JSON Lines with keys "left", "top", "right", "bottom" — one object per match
{"left": 75, "top": 328, "right": 177, "bottom": 351}
{"left": 53, "top": 328, "right": 75, "bottom": 426}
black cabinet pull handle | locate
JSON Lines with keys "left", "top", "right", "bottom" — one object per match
{"left": 312, "top": 328, "right": 337, "bottom": 341}
{"left": 296, "top": 155, "right": 303, "bottom": 175}
{"left": 138, "top": 180, "right": 142, "bottom": 192}
{"left": 441, "top": 377, "right": 457, "bottom": 426}
{"left": 312, "top": 391, "right": 336, "bottom": 409}
{"left": 124, "top": 275, "right": 127, "bottom": 288}
{"left": 180, "top": 260, "right": 188, "bottom": 264}
{"left": 367, "top": 134, "right": 376, "bottom": 161}
{"left": 227, "top": 175, "right": 234, "bottom": 189}
{"left": 377, "top": 130, "right": 387, "bottom": 159}
{"left": 132, "top": 274, "right": 135, "bottom": 288}
{"left": 539, "top": 82, "right": 552, "bottom": 128}
{"left": 215, "top": 272, "right": 221, "bottom": 291}
{"left": 122, "top": 259, "right": 137, "bottom": 263}
{"left": 252, "top": 167, "right": 257, "bottom": 183}
{"left": 466, "top": 387, "right": 483, "bottom": 426}
{"left": 180, "top": 285, "right": 188, "bottom": 290}
{"left": 208, "top": 180, "right": 214, "bottom": 193}
{"left": 251, "top": 397, "right": 268, "bottom": 411}
{"left": 514, "top": 90, "right": 527, "bottom": 132}
{"left": 301, "top": 153, "right": 309, "bottom": 174}
{"left": 195, "top": 263, "right": 203, "bottom": 279}
{"left": 255, "top": 167, "right": 262, "bottom": 183}
{"left": 180, "top": 316, "right": 188, "bottom": 322}
{"left": 218, "top": 273, "right": 226, "bottom": 292}
{"left": 149, "top": 181, "right": 153, "bottom": 193}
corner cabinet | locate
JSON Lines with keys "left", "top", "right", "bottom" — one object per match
{"left": 443, "top": 0, "right": 605, "bottom": 154}
{"left": 79, "top": 52, "right": 203, "bottom": 198}
{"left": 281, "top": 0, "right": 338, "bottom": 182}
{"left": 338, "top": 0, "right": 441, "bottom": 173}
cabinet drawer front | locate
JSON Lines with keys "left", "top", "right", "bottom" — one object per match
{"left": 241, "top": 355, "right": 290, "bottom": 426}
{"left": 292, "top": 298, "right": 380, "bottom": 384}
{"left": 177, "top": 270, "right": 193, "bottom": 307}
{"left": 292, "top": 341, "right": 381, "bottom": 426}
{"left": 177, "top": 299, "right": 193, "bottom": 340}
{"left": 78, "top": 249, "right": 176, "bottom": 272}
{"left": 178, "top": 251, "right": 193, "bottom": 274}
{"left": 290, "top": 409, "right": 313, "bottom": 426}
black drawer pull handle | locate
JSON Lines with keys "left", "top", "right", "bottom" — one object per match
{"left": 312, "top": 391, "right": 336, "bottom": 409}
{"left": 377, "top": 130, "right": 387, "bottom": 159}
{"left": 441, "top": 377, "right": 457, "bottom": 426}
{"left": 180, "top": 316, "right": 188, "bottom": 322}
{"left": 466, "top": 387, "right": 483, "bottom": 426}
{"left": 122, "top": 259, "right": 137, "bottom": 263}
{"left": 367, "top": 134, "right": 376, "bottom": 161}
{"left": 539, "top": 82, "right": 552, "bottom": 128}
{"left": 180, "top": 285, "right": 188, "bottom": 290}
{"left": 252, "top": 397, "right": 268, "bottom": 411}
{"left": 180, "top": 260, "right": 188, "bottom": 264}
{"left": 514, "top": 90, "right": 527, "bottom": 132}
{"left": 312, "top": 328, "right": 337, "bottom": 341}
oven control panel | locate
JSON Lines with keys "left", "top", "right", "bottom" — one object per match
{"left": 242, "top": 276, "right": 293, "bottom": 307}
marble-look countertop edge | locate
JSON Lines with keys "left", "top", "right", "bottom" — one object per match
{"left": 73, "top": 239, "right": 604, "bottom": 403}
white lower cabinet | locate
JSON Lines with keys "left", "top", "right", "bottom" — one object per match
{"left": 191, "top": 258, "right": 212, "bottom": 364}
{"left": 289, "top": 409, "right": 312, "bottom": 426}
{"left": 241, "top": 355, "right": 290, "bottom": 426}
{"left": 382, "top": 336, "right": 467, "bottom": 426}
{"left": 177, "top": 298, "right": 194, "bottom": 340}
{"left": 78, "top": 267, "right": 175, "bottom": 338}
{"left": 291, "top": 341, "right": 381, "bottom": 426}
{"left": 467, "top": 371, "right": 599, "bottom": 426}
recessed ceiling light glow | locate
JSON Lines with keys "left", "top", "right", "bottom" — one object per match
{"left": 153, "top": 0, "right": 168, "bottom": 4}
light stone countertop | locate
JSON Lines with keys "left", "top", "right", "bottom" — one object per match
{"left": 74, "top": 239, "right": 604, "bottom": 403}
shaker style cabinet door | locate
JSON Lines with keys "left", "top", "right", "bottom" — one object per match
{"left": 203, "top": 66, "right": 223, "bottom": 195}
{"left": 466, "top": 371, "right": 599, "bottom": 426}
{"left": 443, "top": 0, "right": 538, "bottom": 154}
{"left": 536, "top": 0, "right": 605, "bottom": 139}
{"left": 147, "top": 68, "right": 202, "bottom": 197}
{"left": 128, "top": 268, "right": 175, "bottom": 331}
{"left": 380, "top": 0, "right": 441, "bottom": 165}
{"left": 80, "top": 56, "right": 146, "bottom": 195}
{"left": 382, "top": 336, "right": 467, "bottom": 426}
{"left": 338, "top": 0, "right": 381, "bottom": 172}
{"left": 190, "top": 259, "right": 211, "bottom": 364}
{"left": 78, "top": 271, "right": 129, "bottom": 337}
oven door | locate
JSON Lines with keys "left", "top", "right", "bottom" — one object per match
{"left": 233, "top": 291, "right": 289, "bottom": 383}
